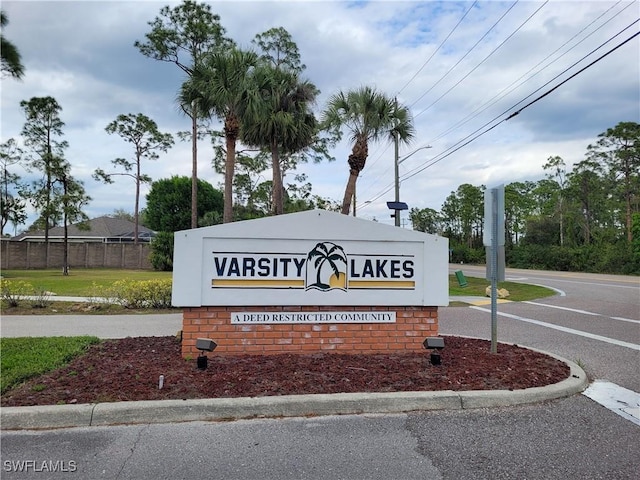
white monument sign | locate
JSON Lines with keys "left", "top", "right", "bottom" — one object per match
{"left": 172, "top": 210, "right": 449, "bottom": 307}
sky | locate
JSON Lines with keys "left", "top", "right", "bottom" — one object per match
{"left": 1, "top": 0, "right": 639, "bottom": 233}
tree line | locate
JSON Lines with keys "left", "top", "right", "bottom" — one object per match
{"left": 1, "top": 98, "right": 91, "bottom": 275}
{"left": 1, "top": 1, "right": 414, "bottom": 247}
{"left": 409, "top": 122, "right": 640, "bottom": 274}
{"left": 1, "top": 3, "right": 637, "bottom": 275}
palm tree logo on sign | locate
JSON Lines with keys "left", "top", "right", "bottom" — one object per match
{"left": 305, "top": 242, "right": 348, "bottom": 291}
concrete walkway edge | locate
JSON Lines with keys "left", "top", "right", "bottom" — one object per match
{"left": 0, "top": 354, "right": 588, "bottom": 430}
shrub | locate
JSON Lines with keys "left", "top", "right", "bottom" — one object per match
{"left": 86, "top": 281, "right": 112, "bottom": 308}
{"left": 0, "top": 279, "right": 33, "bottom": 307}
{"left": 509, "top": 242, "right": 639, "bottom": 274}
{"left": 143, "top": 279, "right": 173, "bottom": 309}
{"left": 29, "top": 287, "right": 52, "bottom": 308}
{"left": 149, "top": 231, "right": 174, "bottom": 271}
{"left": 450, "top": 245, "right": 485, "bottom": 264}
{"left": 108, "top": 279, "right": 173, "bottom": 309}
{"left": 594, "top": 242, "right": 637, "bottom": 274}
{"left": 632, "top": 213, "right": 640, "bottom": 263}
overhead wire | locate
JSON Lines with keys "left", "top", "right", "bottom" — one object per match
{"left": 361, "top": 25, "right": 640, "bottom": 207}
{"left": 502, "top": 29, "right": 639, "bottom": 122}
{"left": 356, "top": 2, "right": 477, "bottom": 182}
{"left": 358, "top": 1, "right": 519, "bottom": 200}
{"left": 412, "top": 0, "right": 549, "bottom": 120}
{"left": 404, "top": 29, "right": 640, "bottom": 184}
{"left": 395, "top": 1, "right": 478, "bottom": 97}
{"left": 407, "top": 0, "right": 520, "bottom": 110}
{"left": 358, "top": 4, "right": 638, "bottom": 210}
{"left": 359, "top": 0, "right": 532, "bottom": 201}
{"left": 424, "top": 0, "right": 631, "bottom": 146}
{"left": 360, "top": 1, "right": 478, "bottom": 180}
{"left": 472, "top": 17, "right": 640, "bottom": 132}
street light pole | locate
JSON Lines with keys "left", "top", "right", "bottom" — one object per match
{"left": 393, "top": 143, "right": 432, "bottom": 227}
{"left": 394, "top": 132, "right": 400, "bottom": 226}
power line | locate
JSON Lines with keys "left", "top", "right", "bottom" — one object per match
{"left": 423, "top": 0, "right": 631, "bottom": 147}
{"left": 403, "top": 28, "right": 640, "bottom": 184}
{"left": 363, "top": 2, "right": 479, "bottom": 177}
{"left": 497, "top": 18, "right": 639, "bottom": 123}
{"left": 360, "top": 1, "right": 522, "bottom": 200}
{"left": 408, "top": 0, "right": 520, "bottom": 110}
{"left": 413, "top": 0, "right": 549, "bottom": 120}
{"left": 361, "top": 27, "right": 639, "bottom": 207}
{"left": 359, "top": 5, "right": 637, "bottom": 209}
{"left": 396, "top": 1, "right": 478, "bottom": 97}
{"left": 358, "top": 0, "right": 516, "bottom": 201}
{"left": 504, "top": 29, "right": 639, "bottom": 121}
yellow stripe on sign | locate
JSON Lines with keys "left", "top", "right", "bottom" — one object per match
{"left": 348, "top": 280, "right": 415, "bottom": 289}
{"left": 212, "top": 279, "right": 305, "bottom": 288}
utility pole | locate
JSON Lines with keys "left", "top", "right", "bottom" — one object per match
{"left": 393, "top": 131, "right": 400, "bottom": 226}
{"left": 392, "top": 142, "right": 432, "bottom": 227}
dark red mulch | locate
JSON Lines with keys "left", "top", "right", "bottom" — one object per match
{"left": 1, "top": 336, "right": 570, "bottom": 407}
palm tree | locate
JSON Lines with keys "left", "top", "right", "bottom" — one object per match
{"left": 180, "top": 47, "right": 259, "bottom": 223}
{"left": 307, "top": 242, "right": 347, "bottom": 290}
{"left": 1, "top": 11, "right": 24, "bottom": 80}
{"left": 322, "top": 87, "right": 415, "bottom": 214}
{"left": 242, "top": 65, "right": 318, "bottom": 215}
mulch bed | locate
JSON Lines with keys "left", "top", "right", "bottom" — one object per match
{"left": 1, "top": 336, "right": 569, "bottom": 407}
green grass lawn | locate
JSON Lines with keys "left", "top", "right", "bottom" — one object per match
{"left": 0, "top": 268, "right": 555, "bottom": 301}
{"left": 0, "top": 336, "right": 100, "bottom": 395}
{"left": 1, "top": 269, "right": 171, "bottom": 296}
{"left": 448, "top": 274, "right": 554, "bottom": 301}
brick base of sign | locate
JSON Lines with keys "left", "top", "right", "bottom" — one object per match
{"left": 181, "top": 305, "right": 438, "bottom": 357}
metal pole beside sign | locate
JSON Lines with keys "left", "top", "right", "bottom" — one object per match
{"left": 484, "top": 185, "right": 505, "bottom": 354}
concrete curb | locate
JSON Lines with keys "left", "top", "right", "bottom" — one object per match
{"left": 0, "top": 403, "right": 95, "bottom": 430}
{"left": 459, "top": 356, "right": 587, "bottom": 409}
{"left": 0, "top": 351, "right": 588, "bottom": 430}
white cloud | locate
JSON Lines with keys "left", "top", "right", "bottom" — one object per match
{"left": 1, "top": 0, "right": 638, "bottom": 231}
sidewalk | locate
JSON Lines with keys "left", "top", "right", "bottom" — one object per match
{"left": 449, "top": 295, "right": 512, "bottom": 306}
{"left": 1, "top": 296, "right": 496, "bottom": 339}
{"left": 0, "top": 313, "right": 182, "bottom": 339}
{"left": 1, "top": 296, "right": 182, "bottom": 338}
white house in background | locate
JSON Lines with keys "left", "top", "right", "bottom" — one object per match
{"left": 11, "top": 216, "right": 156, "bottom": 243}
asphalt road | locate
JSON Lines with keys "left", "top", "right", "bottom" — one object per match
{"left": 1, "top": 400, "right": 638, "bottom": 480}
{"left": 2, "top": 266, "right": 639, "bottom": 479}
{"left": 445, "top": 265, "right": 640, "bottom": 392}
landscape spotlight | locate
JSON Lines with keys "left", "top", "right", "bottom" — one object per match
{"left": 423, "top": 337, "right": 445, "bottom": 366}
{"left": 196, "top": 338, "right": 217, "bottom": 370}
